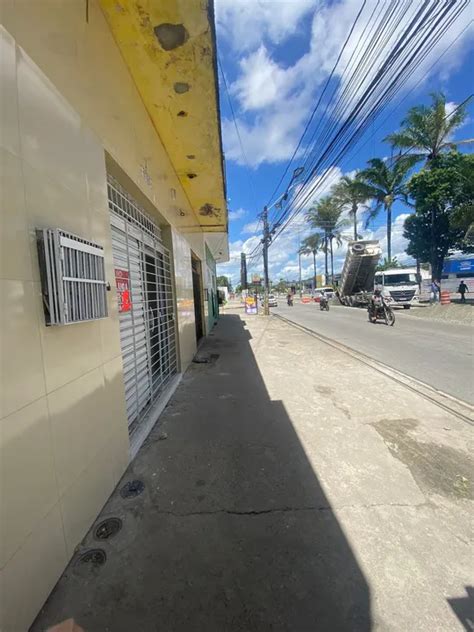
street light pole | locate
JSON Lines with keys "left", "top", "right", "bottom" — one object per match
{"left": 298, "top": 230, "right": 302, "bottom": 298}
{"left": 261, "top": 167, "right": 304, "bottom": 316}
{"left": 298, "top": 251, "right": 302, "bottom": 298}
{"left": 262, "top": 205, "right": 270, "bottom": 316}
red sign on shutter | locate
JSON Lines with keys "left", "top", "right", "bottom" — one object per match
{"left": 115, "top": 268, "right": 131, "bottom": 312}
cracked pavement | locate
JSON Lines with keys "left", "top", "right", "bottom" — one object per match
{"left": 33, "top": 312, "right": 473, "bottom": 632}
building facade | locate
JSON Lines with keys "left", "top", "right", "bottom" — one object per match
{"left": 0, "top": 2, "right": 227, "bottom": 629}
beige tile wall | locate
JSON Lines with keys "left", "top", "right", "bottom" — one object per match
{"left": 0, "top": 27, "right": 129, "bottom": 632}
{"left": 185, "top": 232, "right": 210, "bottom": 336}
{"left": 0, "top": 0, "right": 217, "bottom": 622}
{"left": 172, "top": 229, "right": 198, "bottom": 370}
{"left": 1, "top": 0, "right": 206, "bottom": 373}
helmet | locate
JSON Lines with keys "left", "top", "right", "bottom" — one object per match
{"left": 374, "top": 288, "right": 382, "bottom": 296}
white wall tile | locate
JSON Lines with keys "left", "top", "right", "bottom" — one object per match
{"left": 0, "top": 397, "right": 58, "bottom": 568}
{"left": 172, "top": 229, "right": 196, "bottom": 370}
{"left": 0, "top": 26, "right": 20, "bottom": 156}
{"left": 0, "top": 504, "right": 67, "bottom": 632}
{"left": 17, "top": 45, "right": 87, "bottom": 198}
{"left": 0, "top": 280, "right": 46, "bottom": 418}
{"left": 47, "top": 367, "right": 107, "bottom": 495}
{"left": 0, "top": 147, "right": 32, "bottom": 281}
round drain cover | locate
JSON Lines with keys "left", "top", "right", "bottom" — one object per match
{"left": 94, "top": 517, "right": 122, "bottom": 541}
{"left": 78, "top": 549, "right": 107, "bottom": 566}
{"left": 120, "top": 479, "right": 145, "bottom": 498}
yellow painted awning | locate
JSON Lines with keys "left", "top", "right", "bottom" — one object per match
{"left": 99, "top": 0, "right": 227, "bottom": 232}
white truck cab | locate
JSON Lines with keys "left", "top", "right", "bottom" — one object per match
{"left": 374, "top": 267, "right": 427, "bottom": 308}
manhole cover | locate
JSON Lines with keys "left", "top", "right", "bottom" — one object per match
{"left": 120, "top": 480, "right": 145, "bottom": 498}
{"left": 94, "top": 517, "right": 122, "bottom": 540}
{"left": 78, "top": 549, "right": 107, "bottom": 566}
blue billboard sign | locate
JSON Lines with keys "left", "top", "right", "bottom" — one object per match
{"left": 443, "top": 257, "right": 474, "bottom": 274}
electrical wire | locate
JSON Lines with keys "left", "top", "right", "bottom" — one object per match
{"left": 217, "top": 55, "right": 260, "bottom": 228}
{"left": 268, "top": 1, "right": 470, "bottom": 247}
{"left": 264, "top": 0, "right": 370, "bottom": 209}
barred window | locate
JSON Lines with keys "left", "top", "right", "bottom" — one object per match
{"left": 36, "top": 228, "right": 108, "bottom": 326}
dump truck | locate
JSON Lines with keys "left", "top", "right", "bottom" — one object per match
{"left": 337, "top": 240, "right": 382, "bottom": 307}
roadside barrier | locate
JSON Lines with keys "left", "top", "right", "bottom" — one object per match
{"left": 440, "top": 290, "right": 451, "bottom": 305}
{"left": 301, "top": 297, "right": 312, "bottom": 303}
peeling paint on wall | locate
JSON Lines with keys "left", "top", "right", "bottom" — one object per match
{"left": 154, "top": 23, "right": 189, "bottom": 51}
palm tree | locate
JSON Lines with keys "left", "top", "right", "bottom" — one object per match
{"left": 307, "top": 197, "right": 349, "bottom": 284}
{"left": 359, "top": 156, "right": 418, "bottom": 262}
{"left": 385, "top": 92, "right": 473, "bottom": 164}
{"left": 331, "top": 173, "right": 370, "bottom": 240}
{"left": 298, "top": 233, "right": 323, "bottom": 290}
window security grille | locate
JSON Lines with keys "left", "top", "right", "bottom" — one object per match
{"left": 107, "top": 175, "right": 162, "bottom": 242}
{"left": 36, "top": 228, "right": 108, "bottom": 326}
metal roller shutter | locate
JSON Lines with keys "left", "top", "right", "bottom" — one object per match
{"left": 108, "top": 176, "right": 177, "bottom": 435}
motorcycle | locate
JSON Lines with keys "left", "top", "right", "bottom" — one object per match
{"left": 319, "top": 295, "right": 330, "bottom": 311}
{"left": 368, "top": 295, "right": 395, "bottom": 326}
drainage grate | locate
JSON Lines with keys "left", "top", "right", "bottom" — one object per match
{"left": 120, "top": 480, "right": 145, "bottom": 498}
{"left": 94, "top": 518, "right": 122, "bottom": 541}
{"left": 78, "top": 549, "right": 107, "bottom": 566}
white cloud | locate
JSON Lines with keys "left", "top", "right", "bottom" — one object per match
{"left": 228, "top": 207, "right": 247, "bottom": 221}
{"left": 241, "top": 220, "right": 261, "bottom": 235}
{"left": 219, "top": 0, "right": 473, "bottom": 168}
{"left": 222, "top": 88, "right": 311, "bottom": 168}
{"left": 215, "top": 0, "right": 314, "bottom": 53}
{"left": 231, "top": 46, "right": 295, "bottom": 111}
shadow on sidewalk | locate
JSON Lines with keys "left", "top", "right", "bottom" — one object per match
{"left": 33, "top": 314, "right": 371, "bottom": 632}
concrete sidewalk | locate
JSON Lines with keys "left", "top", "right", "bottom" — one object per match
{"left": 402, "top": 302, "right": 473, "bottom": 325}
{"left": 33, "top": 312, "right": 473, "bottom": 632}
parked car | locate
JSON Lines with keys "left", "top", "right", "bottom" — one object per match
{"left": 261, "top": 294, "right": 278, "bottom": 307}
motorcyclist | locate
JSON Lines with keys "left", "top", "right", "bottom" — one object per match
{"left": 368, "top": 288, "right": 383, "bottom": 320}
{"left": 287, "top": 293, "right": 294, "bottom": 306}
{"left": 319, "top": 290, "right": 329, "bottom": 310}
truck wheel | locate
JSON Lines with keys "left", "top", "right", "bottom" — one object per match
{"left": 403, "top": 305, "right": 410, "bottom": 310}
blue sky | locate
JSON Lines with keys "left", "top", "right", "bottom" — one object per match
{"left": 214, "top": 0, "right": 474, "bottom": 286}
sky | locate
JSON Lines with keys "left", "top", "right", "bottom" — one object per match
{"left": 214, "top": 0, "right": 474, "bottom": 286}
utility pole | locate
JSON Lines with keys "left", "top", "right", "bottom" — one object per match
{"left": 298, "top": 230, "right": 302, "bottom": 298}
{"left": 298, "top": 250, "right": 302, "bottom": 298}
{"left": 262, "top": 205, "right": 270, "bottom": 315}
{"left": 240, "top": 252, "right": 248, "bottom": 290}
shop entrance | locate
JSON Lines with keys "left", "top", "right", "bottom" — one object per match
{"left": 107, "top": 176, "right": 177, "bottom": 437}
{"left": 191, "top": 254, "right": 204, "bottom": 342}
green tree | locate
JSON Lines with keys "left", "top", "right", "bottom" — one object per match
{"left": 385, "top": 92, "right": 473, "bottom": 164}
{"left": 404, "top": 152, "right": 474, "bottom": 280}
{"left": 331, "top": 173, "right": 370, "bottom": 240}
{"left": 216, "top": 275, "right": 231, "bottom": 289}
{"left": 376, "top": 257, "right": 401, "bottom": 271}
{"left": 359, "top": 156, "right": 417, "bottom": 261}
{"left": 298, "top": 233, "right": 323, "bottom": 289}
{"left": 274, "top": 278, "right": 288, "bottom": 293}
{"left": 307, "top": 197, "right": 348, "bottom": 283}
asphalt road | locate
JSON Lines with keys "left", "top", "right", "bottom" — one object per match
{"left": 273, "top": 301, "right": 473, "bottom": 404}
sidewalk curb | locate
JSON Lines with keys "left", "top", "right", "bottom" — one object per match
{"left": 273, "top": 313, "right": 474, "bottom": 426}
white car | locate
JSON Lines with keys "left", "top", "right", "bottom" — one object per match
{"left": 261, "top": 294, "right": 278, "bottom": 307}
{"left": 317, "top": 286, "right": 335, "bottom": 299}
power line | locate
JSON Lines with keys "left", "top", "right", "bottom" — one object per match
{"left": 264, "top": 0, "right": 370, "bottom": 209}
{"left": 217, "top": 55, "right": 259, "bottom": 225}
{"left": 244, "top": 1, "right": 471, "bottom": 267}
{"left": 269, "top": 1, "right": 470, "bottom": 245}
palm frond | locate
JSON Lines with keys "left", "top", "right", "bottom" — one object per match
{"left": 364, "top": 203, "right": 383, "bottom": 229}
